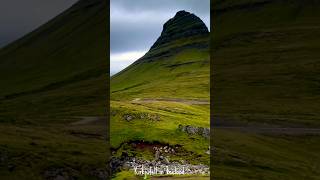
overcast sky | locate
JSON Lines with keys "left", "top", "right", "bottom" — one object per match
{"left": 111, "top": 0, "right": 210, "bottom": 75}
{"left": 0, "top": 0, "right": 77, "bottom": 48}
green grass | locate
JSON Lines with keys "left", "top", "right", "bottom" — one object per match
{"left": 110, "top": 22, "right": 210, "bottom": 177}
{"left": 111, "top": 101, "right": 209, "bottom": 163}
{"left": 111, "top": 42, "right": 210, "bottom": 100}
{"left": 213, "top": 129, "right": 320, "bottom": 180}
{"left": 212, "top": 0, "right": 320, "bottom": 179}
{"left": 0, "top": 124, "right": 107, "bottom": 180}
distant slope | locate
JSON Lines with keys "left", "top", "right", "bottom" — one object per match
{"left": 0, "top": 0, "right": 108, "bottom": 179}
{"left": 212, "top": 1, "right": 320, "bottom": 179}
{"left": 212, "top": 0, "right": 320, "bottom": 126}
{"left": 0, "top": 0, "right": 108, "bottom": 123}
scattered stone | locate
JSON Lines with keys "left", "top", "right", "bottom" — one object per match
{"left": 123, "top": 114, "right": 133, "bottom": 121}
{"left": 163, "top": 157, "right": 170, "bottom": 164}
{"left": 202, "top": 128, "right": 210, "bottom": 139}
{"left": 178, "top": 124, "right": 210, "bottom": 138}
{"left": 90, "top": 168, "right": 108, "bottom": 180}
{"left": 43, "top": 168, "right": 76, "bottom": 180}
{"left": 155, "top": 151, "right": 160, "bottom": 160}
{"left": 120, "top": 157, "right": 209, "bottom": 175}
{"left": 185, "top": 125, "right": 197, "bottom": 135}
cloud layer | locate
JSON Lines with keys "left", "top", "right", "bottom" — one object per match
{"left": 111, "top": 0, "right": 210, "bottom": 75}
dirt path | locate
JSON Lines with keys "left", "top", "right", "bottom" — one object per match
{"left": 211, "top": 117, "right": 320, "bottom": 135}
{"left": 70, "top": 116, "right": 106, "bottom": 125}
{"left": 214, "top": 126, "right": 320, "bottom": 135}
{"left": 132, "top": 98, "right": 209, "bottom": 105}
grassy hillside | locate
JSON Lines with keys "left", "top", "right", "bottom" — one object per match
{"left": 212, "top": 0, "right": 320, "bottom": 179}
{"left": 212, "top": 0, "right": 320, "bottom": 126}
{"left": 0, "top": 0, "right": 108, "bottom": 179}
{"left": 110, "top": 11, "right": 210, "bottom": 178}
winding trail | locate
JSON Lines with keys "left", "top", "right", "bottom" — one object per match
{"left": 70, "top": 116, "right": 106, "bottom": 125}
{"left": 213, "top": 119, "right": 320, "bottom": 135}
{"left": 214, "top": 126, "right": 320, "bottom": 135}
{"left": 132, "top": 98, "right": 209, "bottom": 105}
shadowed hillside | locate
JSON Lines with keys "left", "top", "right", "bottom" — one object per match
{"left": 212, "top": 0, "right": 320, "bottom": 179}
{"left": 212, "top": 0, "right": 320, "bottom": 126}
{"left": 0, "top": 0, "right": 108, "bottom": 179}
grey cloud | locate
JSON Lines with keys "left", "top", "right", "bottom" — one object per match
{"left": 111, "top": 0, "right": 210, "bottom": 54}
{"left": 111, "top": 21, "right": 162, "bottom": 53}
{"left": 112, "top": 0, "right": 210, "bottom": 16}
{"left": 0, "top": 0, "right": 77, "bottom": 48}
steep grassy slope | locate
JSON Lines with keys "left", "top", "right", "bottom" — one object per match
{"left": 212, "top": 1, "right": 320, "bottom": 179}
{"left": 0, "top": 0, "right": 108, "bottom": 122}
{"left": 0, "top": 0, "right": 108, "bottom": 179}
{"left": 110, "top": 11, "right": 210, "bottom": 178}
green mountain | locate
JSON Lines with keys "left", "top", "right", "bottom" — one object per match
{"left": 111, "top": 10, "right": 209, "bottom": 101}
{"left": 110, "top": 11, "right": 210, "bottom": 178}
{"left": 212, "top": 0, "right": 320, "bottom": 179}
{"left": 0, "top": 0, "right": 108, "bottom": 179}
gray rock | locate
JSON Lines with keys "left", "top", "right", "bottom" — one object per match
{"left": 123, "top": 114, "right": 133, "bottom": 121}
{"left": 155, "top": 151, "right": 160, "bottom": 160}
{"left": 185, "top": 125, "right": 198, "bottom": 135}
{"left": 163, "top": 157, "right": 170, "bottom": 164}
{"left": 178, "top": 125, "right": 210, "bottom": 138}
{"left": 202, "top": 128, "right": 210, "bottom": 139}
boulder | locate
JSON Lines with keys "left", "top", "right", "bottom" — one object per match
{"left": 123, "top": 114, "right": 133, "bottom": 121}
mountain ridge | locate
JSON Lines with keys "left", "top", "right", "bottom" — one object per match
{"left": 125, "top": 10, "right": 209, "bottom": 67}
{"left": 150, "top": 10, "right": 209, "bottom": 50}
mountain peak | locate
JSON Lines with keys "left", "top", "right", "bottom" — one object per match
{"left": 173, "top": 10, "right": 191, "bottom": 18}
{"left": 150, "top": 10, "right": 209, "bottom": 49}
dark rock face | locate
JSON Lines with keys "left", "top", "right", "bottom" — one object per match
{"left": 150, "top": 10, "right": 209, "bottom": 49}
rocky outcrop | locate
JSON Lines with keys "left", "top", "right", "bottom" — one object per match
{"left": 123, "top": 158, "right": 209, "bottom": 175}
{"left": 122, "top": 113, "right": 160, "bottom": 122}
{"left": 150, "top": 10, "right": 209, "bottom": 50}
{"left": 112, "top": 155, "right": 209, "bottom": 176}
{"left": 110, "top": 142, "right": 209, "bottom": 176}
{"left": 178, "top": 124, "right": 210, "bottom": 139}
{"left": 133, "top": 10, "right": 209, "bottom": 64}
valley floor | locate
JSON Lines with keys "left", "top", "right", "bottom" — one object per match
{"left": 213, "top": 121, "right": 320, "bottom": 179}
{"left": 110, "top": 98, "right": 210, "bottom": 178}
